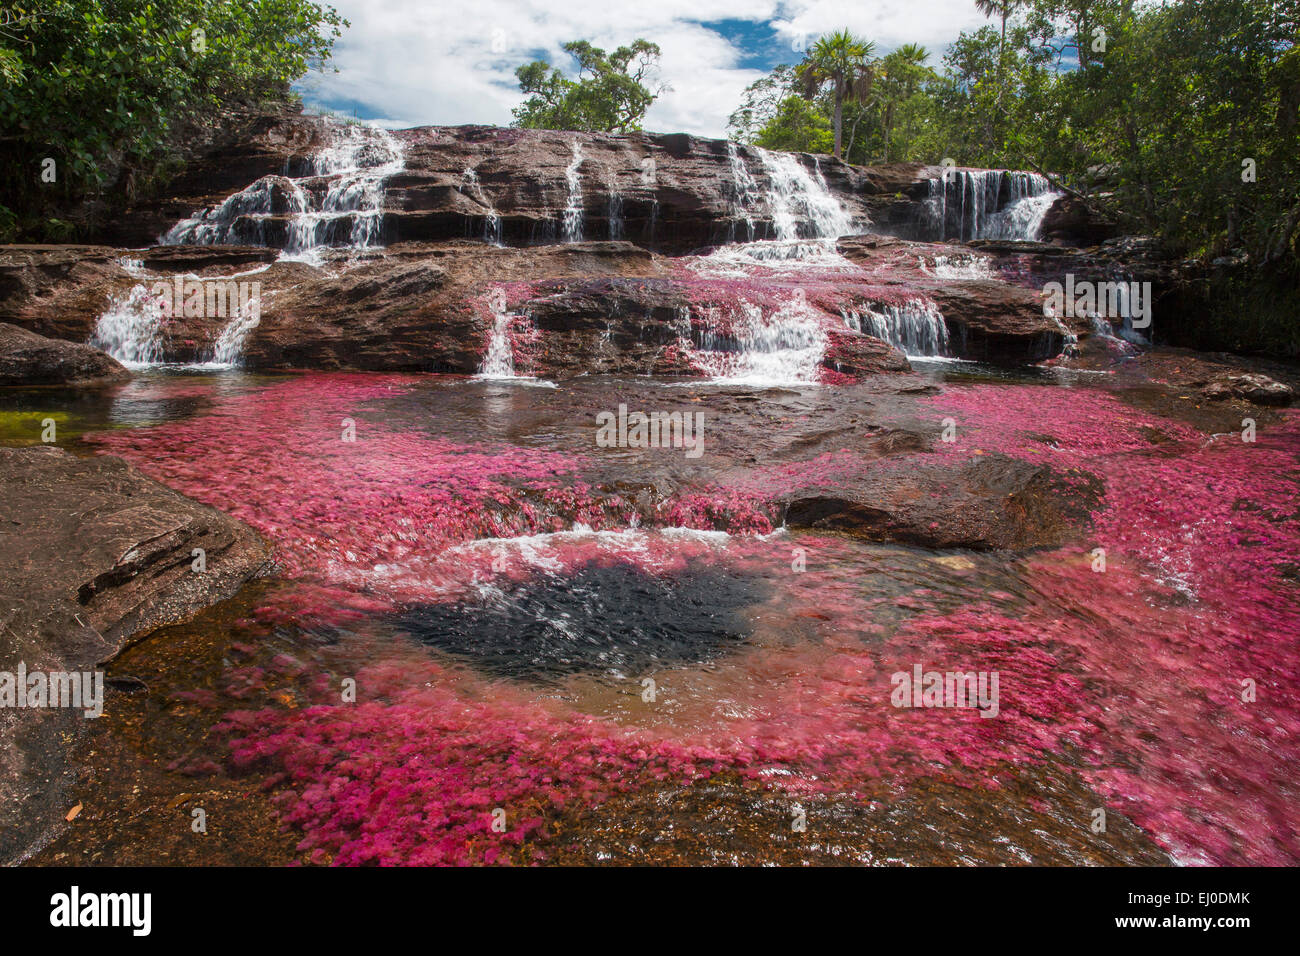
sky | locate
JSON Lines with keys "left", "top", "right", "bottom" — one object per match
{"left": 294, "top": 0, "right": 994, "bottom": 138}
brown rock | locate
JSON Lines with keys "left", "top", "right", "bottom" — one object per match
{"left": 0, "top": 445, "right": 271, "bottom": 863}
{"left": 0, "top": 322, "right": 130, "bottom": 386}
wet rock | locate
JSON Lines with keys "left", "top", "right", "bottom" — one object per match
{"left": 928, "top": 282, "right": 1065, "bottom": 365}
{"left": 0, "top": 445, "right": 271, "bottom": 864}
{"left": 781, "top": 454, "right": 1101, "bottom": 550}
{"left": 1203, "top": 373, "right": 1294, "bottom": 406}
{"left": 0, "top": 323, "right": 130, "bottom": 386}
{"left": 1039, "top": 194, "right": 1121, "bottom": 246}
{"left": 396, "top": 562, "right": 762, "bottom": 682}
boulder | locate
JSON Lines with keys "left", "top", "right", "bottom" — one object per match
{"left": 0, "top": 322, "right": 129, "bottom": 386}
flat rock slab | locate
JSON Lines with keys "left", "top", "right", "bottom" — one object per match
{"left": 0, "top": 445, "right": 271, "bottom": 863}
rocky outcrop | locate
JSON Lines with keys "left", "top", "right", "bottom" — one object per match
{"left": 1203, "top": 373, "right": 1294, "bottom": 406}
{"left": 780, "top": 454, "right": 1100, "bottom": 549}
{"left": 836, "top": 235, "right": 1067, "bottom": 363}
{"left": 81, "top": 106, "right": 1089, "bottom": 253}
{"left": 0, "top": 323, "right": 129, "bottom": 385}
{"left": 0, "top": 445, "right": 271, "bottom": 863}
{"left": 1039, "top": 195, "right": 1121, "bottom": 246}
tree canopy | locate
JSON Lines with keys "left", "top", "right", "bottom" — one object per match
{"left": 0, "top": 0, "right": 347, "bottom": 241}
{"left": 512, "top": 39, "right": 664, "bottom": 133}
{"left": 729, "top": 0, "right": 1300, "bottom": 274}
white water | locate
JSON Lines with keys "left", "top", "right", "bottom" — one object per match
{"left": 755, "top": 147, "right": 855, "bottom": 241}
{"left": 210, "top": 303, "right": 262, "bottom": 367}
{"left": 478, "top": 290, "right": 518, "bottom": 378}
{"left": 726, "top": 142, "right": 763, "bottom": 241}
{"left": 562, "top": 141, "right": 584, "bottom": 243}
{"left": 475, "top": 288, "right": 554, "bottom": 385}
{"left": 89, "top": 280, "right": 264, "bottom": 368}
{"left": 607, "top": 184, "right": 624, "bottom": 240}
{"left": 926, "top": 170, "right": 1059, "bottom": 241}
{"left": 90, "top": 284, "right": 166, "bottom": 367}
{"left": 689, "top": 238, "right": 858, "bottom": 278}
{"left": 162, "top": 123, "right": 404, "bottom": 263}
{"left": 461, "top": 166, "right": 503, "bottom": 245}
{"left": 684, "top": 294, "right": 828, "bottom": 386}
{"left": 923, "top": 253, "right": 995, "bottom": 280}
{"left": 841, "top": 300, "right": 949, "bottom": 357}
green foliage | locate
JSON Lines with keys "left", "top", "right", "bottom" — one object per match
{"left": 755, "top": 95, "right": 833, "bottom": 153}
{"left": 731, "top": 0, "right": 1300, "bottom": 273}
{"left": 512, "top": 39, "right": 663, "bottom": 133}
{"left": 0, "top": 0, "right": 346, "bottom": 240}
{"left": 793, "top": 30, "right": 876, "bottom": 158}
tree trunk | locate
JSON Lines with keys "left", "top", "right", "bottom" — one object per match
{"left": 833, "top": 85, "right": 843, "bottom": 159}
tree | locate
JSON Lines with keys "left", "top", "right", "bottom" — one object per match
{"left": 0, "top": 0, "right": 347, "bottom": 241}
{"left": 512, "top": 40, "right": 663, "bottom": 133}
{"left": 754, "top": 96, "right": 833, "bottom": 154}
{"left": 871, "top": 44, "right": 935, "bottom": 161}
{"left": 976, "top": 0, "right": 1027, "bottom": 62}
{"left": 728, "top": 65, "right": 795, "bottom": 144}
{"left": 794, "top": 30, "right": 876, "bottom": 159}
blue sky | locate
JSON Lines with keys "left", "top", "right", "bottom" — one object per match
{"left": 295, "top": 0, "right": 993, "bottom": 138}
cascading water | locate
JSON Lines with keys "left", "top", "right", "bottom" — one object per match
{"left": 162, "top": 123, "right": 404, "bottom": 261}
{"left": 841, "top": 300, "right": 949, "bottom": 357}
{"left": 461, "top": 167, "right": 503, "bottom": 246}
{"left": 922, "top": 253, "right": 995, "bottom": 280}
{"left": 90, "top": 284, "right": 166, "bottom": 367}
{"left": 925, "top": 169, "right": 1059, "bottom": 241}
{"left": 755, "top": 147, "right": 855, "bottom": 242}
{"left": 478, "top": 290, "right": 518, "bottom": 378}
{"left": 607, "top": 185, "right": 624, "bottom": 240}
{"left": 683, "top": 294, "right": 828, "bottom": 386}
{"left": 562, "top": 142, "right": 584, "bottom": 243}
{"left": 209, "top": 303, "right": 262, "bottom": 367}
{"left": 726, "top": 142, "right": 763, "bottom": 242}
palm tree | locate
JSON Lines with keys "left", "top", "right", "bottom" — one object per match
{"left": 975, "top": 0, "right": 1025, "bottom": 114}
{"left": 975, "top": 0, "right": 1025, "bottom": 62}
{"left": 873, "top": 44, "right": 932, "bottom": 162}
{"left": 795, "top": 30, "right": 876, "bottom": 160}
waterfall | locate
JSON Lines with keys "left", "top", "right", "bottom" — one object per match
{"left": 282, "top": 126, "right": 404, "bottom": 259}
{"left": 683, "top": 294, "right": 828, "bottom": 386}
{"left": 726, "top": 142, "right": 763, "bottom": 241}
{"left": 90, "top": 284, "right": 166, "bottom": 367}
{"left": 922, "top": 253, "right": 994, "bottom": 280}
{"left": 689, "top": 238, "right": 858, "bottom": 278}
{"left": 461, "top": 167, "right": 503, "bottom": 245}
{"left": 925, "top": 170, "right": 1059, "bottom": 241}
{"left": 755, "top": 147, "right": 854, "bottom": 241}
{"left": 210, "top": 303, "right": 261, "bottom": 367}
{"left": 607, "top": 185, "right": 624, "bottom": 240}
{"left": 841, "top": 300, "right": 949, "bottom": 357}
{"left": 478, "top": 293, "right": 516, "bottom": 378}
{"left": 162, "top": 123, "right": 404, "bottom": 261}
{"left": 562, "top": 141, "right": 584, "bottom": 243}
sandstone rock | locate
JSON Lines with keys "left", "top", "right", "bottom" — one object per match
{"left": 0, "top": 445, "right": 272, "bottom": 864}
{"left": 0, "top": 322, "right": 130, "bottom": 386}
{"left": 780, "top": 453, "right": 1099, "bottom": 549}
{"left": 1203, "top": 373, "right": 1294, "bottom": 406}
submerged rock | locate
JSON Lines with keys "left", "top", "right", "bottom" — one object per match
{"left": 0, "top": 445, "right": 271, "bottom": 864}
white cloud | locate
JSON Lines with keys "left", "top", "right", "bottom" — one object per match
{"left": 299, "top": 0, "right": 991, "bottom": 137}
